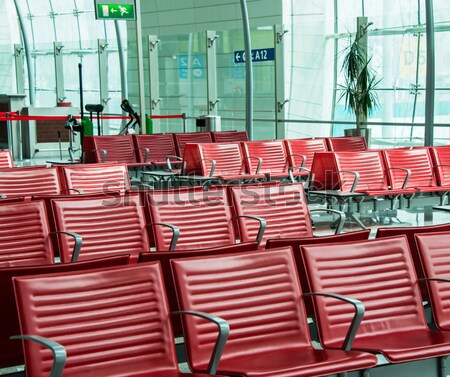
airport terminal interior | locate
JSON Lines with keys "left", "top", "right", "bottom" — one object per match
{"left": 2, "top": 1, "right": 450, "bottom": 377}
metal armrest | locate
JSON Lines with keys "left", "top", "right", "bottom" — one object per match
{"left": 420, "top": 277, "right": 450, "bottom": 283}
{"left": 246, "top": 156, "right": 263, "bottom": 174}
{"left": 0, "top": 194, "right": 6, "bottom": 199}
{"left": 338, "top": 170, "right": 360, "bottom": 193}
{"left": 305, "top": 293, "right": 364, "bottom": 351}
{"left": 166, "top": 155, "right": 183, "bottom": 172}
{"left": 60, "top": 188, "right": 84, "bottom": 195}
{"left": 289, "top": 154, "right": 307, "bottom": 168}
{"left": 386, "top": 167, "right": 411, "bottom": 189}
{"left": 53, "top": 231, "right": 82, "bottom": 262}
{"left": 288, "top": 166, "right": 311, "bottom": 183}
{"left": 309, "top": 209, "right": 346, "bottom": 234}
{"left": 149, "top": 222, "right": 180, "bottom": 251}
{"left": 173, "top": 311, "right": 229, "bottom": 375}
{"left": 93, "top": 149, "right": 107, "bottom": 163}
{"left": 10, "top": 335, "right": 66, "bottom": 377}
{"left": 137, "top": 147, "right": 150, "bottom": 163}
{"left": 235, "top": 215, "right": 266, "bottom": 247}
{"left": 199, "top": 158, "right": 217, "bottom": 177}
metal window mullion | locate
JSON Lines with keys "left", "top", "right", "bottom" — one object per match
{"left": 148, "top": 35, "right": 160, "bottom": 123}
{"left": 424, "top": 0, "right": 435, "bottom": 146}
{"left": 206, "top": 30, "right": 218, "bottom": 117}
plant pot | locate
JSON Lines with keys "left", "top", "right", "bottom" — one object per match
{"left": 344, "top": 128, "right": 371, "bottom": 148}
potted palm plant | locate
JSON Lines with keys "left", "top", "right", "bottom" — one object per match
{"left": 339, "top": 18, "right": 380, "bottom": 144}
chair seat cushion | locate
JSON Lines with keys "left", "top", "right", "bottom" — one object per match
{"left": 415, "top": 185, "right": 450, "bottom": 193}
{"left": 213, "top": 348, "right": 377, "bottom": 377}
{"left": 350, "top": 330, "right": 450, "bottom": 363}
{"left": 360, "top": 188, "right": 416, "bottom": 196}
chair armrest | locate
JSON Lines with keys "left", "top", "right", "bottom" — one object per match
{"left": 60, "top": 188, "right": 85, "bottom": 195}
{"left": 149, "top": 222, "right": 180, "bottom": 251}
{"left": 235, "top": 215, "right": 266, "bottom": 247}
{"left": 309, "top": 209, "right": 346, "bottom": 234}
{"left": 386, "top": 167, "right": 411, "bottom": 189}
{"left": 288, "top": 166, "right": 311, "bottom": 183}
{"left": 53, "top": 231, "right": 83, "bottom": 262}
{"left": 0, "top": 194, "right": 6, "bottom": 199}
{"left": 420, "top": 277, "right": 450, "bottom": 283}
{"left": 305, "top": 292, "right": 364, "bottom": 351}
{"left": 289, "top": 154, "right": 307, "bottom": 168}
{"left": 245, "top": 156, "right": 263, "bottom": 174}
{"left": 199, "top": 158, "right": 216, "bottom": 177}
{"left": 338, "top": 170, "right": 360, "bottom": 193}
{"left": 136, "top": 147, "right": 150, "bottom": 163}
{"left": 166, "top": 155, "right": 183, "bottom": 172}
{"left": 93, "top": 149, "right": 107, "bottom": 163}
{"left": 10, "top": 335, "right": 66, "bottom": 377}
{"left": 173, "top": 311, "right": 229, "bottom": 375}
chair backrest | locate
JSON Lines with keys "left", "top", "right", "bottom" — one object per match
{"left": 284, "top": 138, "right": 327, "bottom": 170}
{"left": 184, "top": 142, "right": 244, "bottom": 177}
{"left": 383, "top": 147, "right": 437, "bottom": 189}
{"left": 147, "top": 187, "right": 236, "bottom": 251}
{"left": 174, "top": 132, "right": 213, "bottom": 157}
{"left": 88, "top": 135, "right": 137, "bottom": 163}
{"left": 415, "top": 232, "right": 450, "bottom": 330}
{"left": 231, "top": 183, "right": 313, "bottom": 246}
{"left": 0, "top": 166, "right": 61, "bottom": 197}
{"left": 430, "top": 146, "right": 450, "bottom": 186}
{"left": 326, "top": 136, "right": 367, "bottom": 152}
{"left": 0, "top": 150, "right": 13, "bottom": 168}
{"left": 58, "top": 163, "right": 130, "bottom": 195}
{"left": 0, "top": 200, "right": 54, "bottom": 268}
{"left": 376, "top": 222, "right": 450, "bottom": 280}
{"left": 14, "top": 263, "right": 180, "bottom": 377}
{"left": 51, "top": 193, "right": 149, "bottom": 262}
{"left": 301, "top": 236, "right": 428, "bottom": 349}
{"left": 138, "top": 242, "right": 259, "bottom": 337}
{"left": 171, "top": 247, "right": 312, "bottom": 371}
{"left": 132, "top": 133, "right": 177, "bottom": 163}
{"left": 311, "top": 151, "right": 388, "bottom": 192}
{"left": 0, "top": 255, "right": 129, "bottom": 368}
{"left": 241, "top": 140, "right": 288, "bottom": 174}
{"left": 211, "top": 131, "right": 249, "bottom": 143}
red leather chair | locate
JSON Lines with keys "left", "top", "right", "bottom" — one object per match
{"left": 174, "top": 132, "right": 213, "bottom": 158}
{"left": 183, "top": 142, "right": 266, "bottom": 182}
{"left": 326, "top": 136, "right": 367, "bottom": 151}
{"left": 13, "top": 263, "right": 227, "bottom": 377}
{"left": 132, "top": 133, "right": 179, "bottom": 168}
{"left": 415, "top": 231, "right": 450, "bottom": 331}
{"left": 231, "top": 183, "right": 345, "bottom": 247}
{"left": 211, "top": 131, "right": 249, "bottom": 143}
{"left": 58, "top": 163, "right": 130, "bottom": 195}
{"left": 83, "top": 135, "right": 152, "bottom": 169}
{"left": 430, "top": 146, "right": 450, "bottom": 187}
{"left": 241, "top": 140, "right": 306, "bottom": 180}
{"left": 0, "top": 166, "right": 62, "bottom": 197}
{"left": 138, "top": 242, "right": 259, "bottom": 337}
{"left": 0, "top": 200, "right": 57, "bottom": 267}
{"left": 284, "top": 138, "right": 327, "bottom": 171}
{"left": 0, "top": 149, "right": 13, "bottom": 168}
{"left": 51, "top": 193, "right": 149, "bottom": 262}
{"left": 383, "top": 147, "right": 444, "bottom": 193}
{"left": 147, "top": 186, "right": 265, "bottom": 251}
{"left": 301, "top": 236, "right": 450, "bottom": 364}
{"left": 171, "top": 247, "right": 378, "bottom": 376}
{"left": 0, "top": 255, "right": 129, "bottom": 368}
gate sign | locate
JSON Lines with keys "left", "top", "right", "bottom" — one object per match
{"left": 95, "top": 0, "right": 136, "bottom": 20}
{"left": 234, "top": 48, "right": 275, "bottom": 64}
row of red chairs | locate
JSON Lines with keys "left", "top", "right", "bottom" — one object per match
{"left": 7, "top": 228, "right": 450, "bottom": 376}
{"left": 0, "top": 184, "right": 345, "bottom": 269}
{"left": 312, "top": 146, "right": 450, "bottom": 198}
{"left": 82, "top": 131, "right": 249, "bottom": 167}
{"left": 0, "top": 163, "right": 130, "bottom": 197}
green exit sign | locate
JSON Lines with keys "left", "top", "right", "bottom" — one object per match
{"left": 95, "top": 0, "right": 136, "bottom": 20}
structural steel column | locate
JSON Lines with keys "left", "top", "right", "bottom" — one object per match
{"left": 135, "top": 0, "right": 146, "bottom": 133}
{"left": 239, "top": 0, "right": 253, "bottom": 140}
{"left": 424, "top": 0, "right": 435, "bottom": 146}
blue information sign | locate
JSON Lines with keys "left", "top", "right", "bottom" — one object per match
{"left": 234, "top": 48, "right": 275, "bottom": 64}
